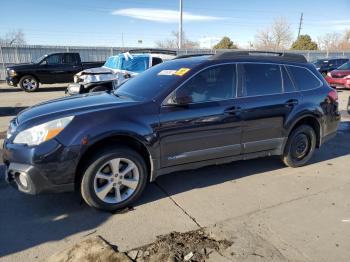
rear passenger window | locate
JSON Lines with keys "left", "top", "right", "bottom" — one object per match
{"left": 241, "top": 64, "right": 282, "bottom": 96}
{"left": 288, "top": 66, "right": 321, "bottom": 91}
{"left": 281, "top": 66, "right": 295, "bottom": 92}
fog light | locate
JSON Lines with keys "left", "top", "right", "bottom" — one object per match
{"left": 18, "top": 173, "right": 28, "bottom": 188}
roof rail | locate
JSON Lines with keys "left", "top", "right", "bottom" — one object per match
{"left": 127, "top": 48, "right": 177, "bottom": 55}
{"left": 174, "top": 53, "right": 213, "bottom": 59}
{"left": 210, "top": 51, "right": 307, "bottom": 63}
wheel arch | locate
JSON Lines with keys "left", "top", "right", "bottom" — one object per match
{"left": 19, "top": 74, "right": 41, "bottom": 84}
{"left": 286, "top": 115, "right": 322, "bottom": 148}
{"left": 74, "top": 134, "right": 154, "bottom": 189}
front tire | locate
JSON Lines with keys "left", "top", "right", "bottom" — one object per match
{"left": 81, "top": 147, "right": 148, "bottom": 211}
{"left": 19, "top": 75, "right": 39, "bottom": 92}
{"left": 282, "top": 125, "right": 316, "bottom": 168}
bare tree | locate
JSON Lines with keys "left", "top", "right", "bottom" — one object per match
{"left": 156, "top": 31, "right": 199, "bottom": 49}
{"left": 317, "top": 32, "right": 342, "bottom": 51}
{"left": 254, "top": 18, "right": 293, "bottom": 50}
{"left": 0, "top": 29, "right": 26, "bottom": 45}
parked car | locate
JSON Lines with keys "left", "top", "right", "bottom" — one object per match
{"left": 325, "top": 61, "right": 350, "bottom": 89}
{"left": 313, "top": 58, "right": 349, "bottom": 76}
{"left": 66, "top": 49, "right": 177, "bottom": 95}
{"left": 6, "top": 53, "right": 104, "bottom": 92}
{"left": 3, "top": 51, "right": 340, "bottom": 211}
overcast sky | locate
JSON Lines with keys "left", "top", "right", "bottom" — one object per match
{"left": 0, "top": 0, "right": 349, "bottom": 48}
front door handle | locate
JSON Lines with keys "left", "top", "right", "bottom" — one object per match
{"left": 224, "top": 106, "right": 241, "bottom": 115}
{"left": 285, "top": 99, "right": 299, "bottom": 107}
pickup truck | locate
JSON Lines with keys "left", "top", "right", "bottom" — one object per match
{"left": 6, "top": 52, "right": 104, "bottom": 92}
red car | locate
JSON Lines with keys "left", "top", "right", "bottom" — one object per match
{"left": 326, "top": 61, "right": 350, "bottom": 89}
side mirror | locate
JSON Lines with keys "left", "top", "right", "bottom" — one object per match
{"left": 166, "top": 92, "right": 192, "bottom": 106}
{"left": 41, "top": 60, "right": 47, "bottom": 66}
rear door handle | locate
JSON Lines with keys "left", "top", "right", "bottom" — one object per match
{"left": 224, "top": 106, "right": 241, "bottom": 115}
{"left": 285, "top": 99, "right": 299, "bottom": 107}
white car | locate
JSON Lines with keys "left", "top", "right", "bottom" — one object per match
{"left": 66, "top": 49, "right": 177, "bottom": 95}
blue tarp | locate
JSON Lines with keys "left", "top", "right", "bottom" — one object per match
{"left": 104, "top": 54, "right": 150, "bottom": 73}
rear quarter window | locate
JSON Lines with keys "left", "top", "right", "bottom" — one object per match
{"left": 287, "top": 66, "right": 322, "bottom": 91}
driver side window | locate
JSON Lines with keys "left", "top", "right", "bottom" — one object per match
{"left": 45, "top": 54, "right": 62, "bottom": 65}
{"left": 176, "top": 64, "right": 236, "bottom": 103}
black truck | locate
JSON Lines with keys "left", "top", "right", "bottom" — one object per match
{"left": 6, "top": 52, "right": 104, "bottom": 92}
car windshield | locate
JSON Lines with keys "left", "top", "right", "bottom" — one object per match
{"left": 33, "top": 54, "right": 47, "bottom": 64}
{"left": 114, "top": 58, "right": 205, "bottom": 101}
{"left": 104, "top": 54, "right": 150, "bottom": 73}
{"left": 338, "top": 62, "right": 350, "bottom": 70}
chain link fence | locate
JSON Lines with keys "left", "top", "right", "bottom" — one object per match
{"left": 1, "top": 44, "right": 349, "bottom": 80}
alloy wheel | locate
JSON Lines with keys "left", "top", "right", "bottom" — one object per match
{"left": 22, "top": 78, "right": 38, "bottom": 91}
{"left": 93, "top": 158, "right": 140, "bottom": 204}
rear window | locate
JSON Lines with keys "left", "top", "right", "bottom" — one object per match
{"left": 287, "top": 66, "right": 322, "bottom": 91}
{"left": 241, "top": 63, "right": 282, "bottom": 97}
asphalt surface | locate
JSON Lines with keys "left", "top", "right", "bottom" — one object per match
{"left": 0, "top": 83, "right": 350, "bottom": 261}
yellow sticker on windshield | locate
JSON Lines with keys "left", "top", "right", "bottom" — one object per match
{"left": 174, "top": 68, "right": 191, "bottom": 76}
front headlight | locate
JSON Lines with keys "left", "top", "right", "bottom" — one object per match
{"left": 13, "top": 116, "right": 74, "bottom": 146}
{"left": 7, "top": 69, "right": 17, "bottom": 77}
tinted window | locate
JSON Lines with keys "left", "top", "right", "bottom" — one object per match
{"left": 282, "top": 66, "right": 295, "bottom": 92}
{"left": 176, "top": 64, "right": 236, "bottom": 103}
{"left": 63, "top": 54, "right": 77, "bottom": 64}
{"left": 241, "top": 63, "right": 282, "bottom": 96}
{"left": 152, "top": 57, "right": 163, "bottom": 66}
{"left": 46, "top": 54, "right": 62, "bottom": 65}
{"left": 288, "top": 66, "right": 321, "bottom": 91}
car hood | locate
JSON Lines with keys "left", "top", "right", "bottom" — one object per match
{"left": 77, "top": 66, "right": 113, "bottom": 76}
{"left": 8, "top": 63, "right": 35, "bottom": 70}
{"left": 16, "top": 92, "right": 137, "bottom": 127}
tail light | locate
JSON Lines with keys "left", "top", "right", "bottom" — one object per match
{"left": 328, "top": 89, "right": 338, "bottom": 102}
{"left": 327, "top": 72, "right": 332, "bottom": 78}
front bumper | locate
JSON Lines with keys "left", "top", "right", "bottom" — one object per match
{"left": 326, "top": 77, "right": 350, "bottom": 89}
{"left": 6, "top": 76, "right": 19, "bottom": 87}
{"left": 2, "top": 138, "right": 79, "bottom": 194}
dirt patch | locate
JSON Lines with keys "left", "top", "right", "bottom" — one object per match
{"left": 0, "top": 131, "right": 7, "bottom": 140}
{"left": 47, "top": 230, "right": 233, "bottom": 262}
{"left": 128, "top": 229, "right": 232, "bottom": 262}
{"left": 47, "top": 235, "right": 131, "bottom": 262}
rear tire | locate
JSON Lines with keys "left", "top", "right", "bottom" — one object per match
{"left": 282, "top": 125, "right": 316, "bottom": 168}
{"left": 80, "top": 147, "right": 148, "bottom": 211}
{"left": 19, "top": 75, "right": 39, "bottom": 92}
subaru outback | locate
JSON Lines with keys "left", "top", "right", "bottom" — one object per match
{"left": 3, "top": 51, "right": 340, "bottom": 211}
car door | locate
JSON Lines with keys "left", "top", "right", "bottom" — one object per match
{"left": 36, "top": 54, "right": 64, "bottom": 83}
{"left": 60, "top": 54, "right": 81, "bottom": 82}
{"left": 237, "top": 63, "right": 301, "bottom": 154}
{"left": 158, "top": 64, "right": 242, "bottom": 167}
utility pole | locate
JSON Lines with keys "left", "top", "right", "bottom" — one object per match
{"left": 297, "top": 12, "right": 303, "bottom": 40}
{"left": 178, "top": 0, "right": 183, "bottom": 49}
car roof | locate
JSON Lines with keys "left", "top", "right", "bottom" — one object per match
{"left": 172, "top": 51, "right": 309, "bottom": 69}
